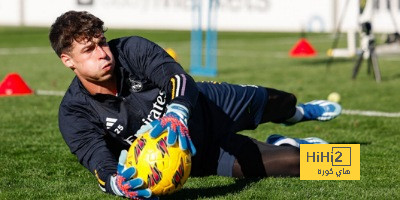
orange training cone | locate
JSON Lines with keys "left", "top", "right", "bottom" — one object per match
{"left": 0, "top": 73, "right": 33, "bottom": 96}
{"left": 289, "top": 38, "right": 317, "bottom": 57}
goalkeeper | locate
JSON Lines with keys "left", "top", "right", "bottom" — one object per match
{"left": 50, "top": 11, "right": 342, "bottom": 199}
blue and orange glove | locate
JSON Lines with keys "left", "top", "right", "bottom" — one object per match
{"left": 109, "top": 150, "right": 153, "bottom": 199}
{"left": 137, "top": 103, "right": 196, "bottom": 156}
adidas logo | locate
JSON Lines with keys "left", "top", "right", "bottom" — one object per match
{"left": 106, "top": 117, "right": 117, "bottom": 129}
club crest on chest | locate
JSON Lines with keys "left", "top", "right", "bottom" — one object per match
{"left": 129, "top": 78, "right": 143, "bottom": 93}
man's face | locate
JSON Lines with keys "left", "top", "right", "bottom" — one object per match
{"left": 61, "top": 34, "right": 115, "bottom": 83}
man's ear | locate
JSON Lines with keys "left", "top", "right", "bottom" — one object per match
{"left": 61, "top": 53, "right": 75, "bottom": 69}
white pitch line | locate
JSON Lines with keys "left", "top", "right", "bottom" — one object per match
{"left": 35, "top": 90, "right": 65, "bottom": 96}
{"left": 0, "top": 47, "right": 53, "bottom": 55}
{"left": 342, "top": 109, "right": 400, "bottom": 118}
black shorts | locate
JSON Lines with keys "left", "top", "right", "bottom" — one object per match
{"left": 189, "top": 82, "right": 269, "bottom": 176}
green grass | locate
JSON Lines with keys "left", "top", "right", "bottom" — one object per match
{"left": 1, "top": 26, "right": 399, "bottom": 199}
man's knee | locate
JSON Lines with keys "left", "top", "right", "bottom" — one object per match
{"left": 262, "top": 88, "right": 297, "bottom": 123}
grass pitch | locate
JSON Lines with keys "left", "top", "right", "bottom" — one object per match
{"left": 0, "top": 27, "right": 399, "bottom": 199}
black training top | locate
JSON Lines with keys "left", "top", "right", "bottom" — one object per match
{"left": 58, "top": 36, "right": 202, "bottom": 193}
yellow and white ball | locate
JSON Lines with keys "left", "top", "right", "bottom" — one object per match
{"left": 327, "top": 92, "right": 341, "bottom": 103}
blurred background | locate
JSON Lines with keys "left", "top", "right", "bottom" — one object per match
{"left": 1, "top": 0, "right": 399, "bottom": 199}
{"left": 0, "top": 0, "right": 395, "bottom": 32}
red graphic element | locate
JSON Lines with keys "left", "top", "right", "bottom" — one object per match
{"left": 289, "top": 38, "right": 317, "bottom": 57}
{"left": 116, "top": 175, "right": 139, "bottom": 198}
{"left": 160, "top": 115, "right": 190, "bottom": 138}
{"left": 147, "top": 163, "right": 162, "bottom": 188}
{"left": 134, "top": 137, "right": 146, "bottom": 164}
{"left": 172, "top": 157, "right": 185, "bottom": 187}
{"left": 0, "top": 73, "right": 33, "bottom": 96}
{"left": 156, "top": 136, "right": 169, "bottom": 158}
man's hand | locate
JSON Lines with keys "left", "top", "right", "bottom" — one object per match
{"left": 110, "top": 150, "right": 152, "bottom": 199}
{"left": 137, "top": 103, "right": 196, "bottom": 155}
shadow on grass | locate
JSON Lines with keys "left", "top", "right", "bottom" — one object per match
{"left": 162, "top": 178, "right": 262, "bottom": 200}
{"left": 349, "top": 72, "right": 400, "bottom": 82}
{"left": 385, "top": 73, "right": 400, "bottom": 81}
{"left": 292, "top": 57, "right": 355, "bottom": 66}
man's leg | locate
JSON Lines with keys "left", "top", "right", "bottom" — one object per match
{"left": 261, "top": 88, "right": 342, "bottom": 125}
{"left": 218, "top": 134, "right": 328, "bottom": 178}
{"left": 260, "top": 88, "right": 297, "bottom": 123}
{"left": 218, "top": 133, "right": 300, "bottom": 178}
{"left": 231, "top": 139, "right": 300, "bottom": 178}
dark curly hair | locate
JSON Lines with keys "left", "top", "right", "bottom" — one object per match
{"left": 49, "top": 10, "right": 106, "bottom": 57}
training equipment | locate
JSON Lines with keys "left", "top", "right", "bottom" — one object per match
{"left": 0, "top": 73, "right": 33, "bottom": 96}
{"left": 165, "top": 48, "right": 178, "bottom": 61}
{"left": 267, "top": 134, "right": 328, "bottom": 148}
{"left": 299, "top": 100, "right": 342, "bottom": 121}
{"left": 126, "top": 131, "right": 192, "bottom": 196}
{"left": 137, "top": 103, "right": 196, "bottom": 155}
{"left": 351, "top": 22, "right": 381, "bottom": 83}
{"left": 327, "top": 0, "right": 400, "bottom": 82}
{"left": 110, "top": 150, "right": 152, "bottom": 199}
{"left": 327, "top": 92, "right": 341, "bottom": 103}
{"left": 289, "top": 38, "right": 317, "bottom": 57}
{"left": 189, "top": 0, "right": 218, "bottom": 77}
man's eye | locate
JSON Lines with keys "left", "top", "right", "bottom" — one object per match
{"left": 84, "top": 46, "right": 95, "bottom": 52}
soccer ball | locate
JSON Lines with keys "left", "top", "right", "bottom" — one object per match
{"left": 125, "top": 130, "right": 191, "bottom": 196}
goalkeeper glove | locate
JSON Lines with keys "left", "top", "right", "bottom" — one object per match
{"left": 137, "top": 103, "right": 196, "bottom": 156}
{"left": 110, "top": 150, "right": 152, "bottom": 199}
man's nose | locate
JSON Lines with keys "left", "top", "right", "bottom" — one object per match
{"left": 96, "top": 46, "right": 108, "bottom": 58}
